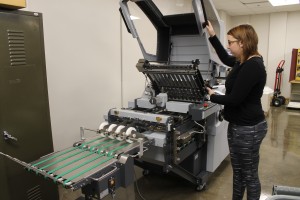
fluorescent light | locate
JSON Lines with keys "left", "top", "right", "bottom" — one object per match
{"left": 269, "top": 0, "right": 300, "bottom": 6}
{"left": 130, "top": 15, "right": 140, "bottom": 20}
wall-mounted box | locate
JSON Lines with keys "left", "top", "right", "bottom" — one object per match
{"left": 289, "top": 49, "right": 300, "bottom": 82}
{"left": 0, "top": 0, "right": 26, "bottom": 9}
{"left": 295, "top": 49, "right": 300, "bottom": 81}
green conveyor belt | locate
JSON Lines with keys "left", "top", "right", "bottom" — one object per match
{"left": 89, "top": 138, "right": 113, "bottom": 151}
{"left": 39, "top": 150, "right": 86, "bottom": 170}
{"left": 79, "top": 136, "right": 107, "bottom": 149}
{"left": 29, "top": 135, "right": 135, "bottom": 186}
{"left": 96, "top": 140, "right": 121, "bottom": 154}
{"left": 31, "top": 136, "right": 107, "bottom": 167}
{"left": 47, "top": 151, "right": 95, "bottom": 174}
{"left": 32, "top": 147, "right": 78, "bottom": 167}
{"left": 63, "top": 156, "right": 114, "bottom": 185}
{"left": 107, "top": 143, "right": 130, "bottom": 157}
{"left": 54, "top": 153, "right": 105, "bottom": 182}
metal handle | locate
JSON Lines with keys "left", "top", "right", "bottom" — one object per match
{"left": 3, "top": 131, "right": 18, "bottom": 141}
{"left": 90, "top": 166, "right": 118, "bottom": 182}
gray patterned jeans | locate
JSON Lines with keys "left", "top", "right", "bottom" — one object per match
{"left": 228, "top": 120, "right": 268, "bottom": 200}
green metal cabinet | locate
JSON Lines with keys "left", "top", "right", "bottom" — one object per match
{"left": 0, "top": 9, "right": 59, "bottom": 200}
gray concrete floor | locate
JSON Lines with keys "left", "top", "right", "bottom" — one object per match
{"left": 59, "top": 106, "right": 300, "bottom": 200}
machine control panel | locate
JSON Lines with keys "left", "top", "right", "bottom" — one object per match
{"left": 189, "top": 102, "right": 220, "bottom": 121}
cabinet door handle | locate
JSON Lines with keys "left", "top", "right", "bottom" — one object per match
{"left": 3, "top": 131, "right": 18, "bottom": 141}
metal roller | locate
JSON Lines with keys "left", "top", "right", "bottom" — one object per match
{"left": 273, "top": 185, "right": 300, "bottom": 197}
{"left": 125, "top": 127, "right": 136, "bottom": 137}
{"left": 99, "top": 122, "right": 109, "bottom": 130}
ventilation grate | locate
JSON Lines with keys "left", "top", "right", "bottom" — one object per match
{"left": 27, "top": 185, "right": 43, "bottom": 200}
{"left": 7, "top": 29, "right": 27, "bottom": 67}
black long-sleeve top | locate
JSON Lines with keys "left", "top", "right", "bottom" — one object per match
{"left": 209, "top": 35, "right": 266, "bottom": 126}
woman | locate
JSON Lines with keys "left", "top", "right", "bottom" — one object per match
{"left": 206, "top": 21, "right": 268, "bottom": 200}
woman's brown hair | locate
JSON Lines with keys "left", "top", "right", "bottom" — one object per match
{"left": 227, "top": 24, "right": 260, "bottom": 62}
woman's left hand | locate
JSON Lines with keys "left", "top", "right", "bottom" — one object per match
{"left": 206, "top": 21, "right": 216, "bottom": 37}
{"left": 206, "top": 87, "right": 215, "bottom": 96}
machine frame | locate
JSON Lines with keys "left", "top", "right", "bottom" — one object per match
{"left": 1, "top": 1, "right": 229, "bottom": 199}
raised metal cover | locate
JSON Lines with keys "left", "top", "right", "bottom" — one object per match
{"left": 137, "top": 59, "right": 206, "bottom": 103}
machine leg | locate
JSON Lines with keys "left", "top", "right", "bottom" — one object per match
{"left": 85, "top": 196, "right": 93, "bottom": 200}
{"left": 196, "top": 182, "right": 206, "bottom": 191}
{"left": 142, "top": 169, "right": 150, "bottom": 176}
{"left": 125, "top": 183, "right": 136, "bottom": 200}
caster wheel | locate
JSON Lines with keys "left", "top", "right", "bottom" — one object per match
{"left": 272, "top": 98, "right": 282, "bottom": 107}
{"left": 142, "top": 169, "right": 150, "bottom": 176}
{"left": 278, "top": 96, "right": 286, "bottom": 105}
{"left": 196, "top": 183, "right": 206, "bottom": 191}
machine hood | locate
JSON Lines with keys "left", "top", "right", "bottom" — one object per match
{"left": 119, "top": 0, "right": 224, "bottom": 66}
